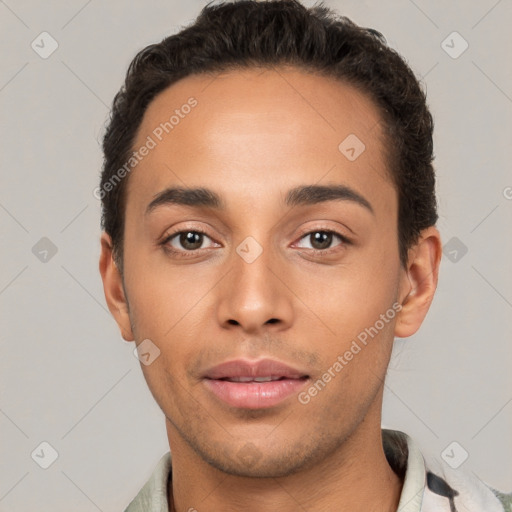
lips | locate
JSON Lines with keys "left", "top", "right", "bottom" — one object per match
{"left": 222, "top": 376, "right": 284, "bottom": 383}
{"left": 202, "top": 358, "right": 309, "bottom": 409}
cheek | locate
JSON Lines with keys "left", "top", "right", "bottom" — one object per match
{"left": 302, "top": 246, "right": 400, "bottom": 392}
{"left": 123, "top": 241, "right": 213, "bottom": 338}
{"left": 300, "top": 305, "right": 397, "bottom": 421}
{"left": 310, "top": 259, "right": 399, "bottom": 336}
{"left": 123, "top": 254, "right": 213, "bottom": 377}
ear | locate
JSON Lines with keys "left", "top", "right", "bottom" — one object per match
{"left": 99, "top": 232, "right": 134, "bottom": 342}
{"left": 394, "top": 226, "right": 442, "bottom": 338}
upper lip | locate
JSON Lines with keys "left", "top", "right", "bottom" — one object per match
{"left": 203, "top": 358, "right": 309, "bottom": 380}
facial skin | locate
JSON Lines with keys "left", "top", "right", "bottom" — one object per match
{"left": 100, "top": 66, "right": 442, "bottom": 511}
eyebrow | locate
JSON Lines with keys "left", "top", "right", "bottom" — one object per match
{"left": 145, "top": 184, "right": 374, "bottom": 215}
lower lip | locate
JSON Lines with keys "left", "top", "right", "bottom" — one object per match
{"left": 203, "top": 378, "right": 308, "bottom": 409}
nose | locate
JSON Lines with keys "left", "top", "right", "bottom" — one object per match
{"left": 215, "top": 241, "right": 294, "bottom": 334}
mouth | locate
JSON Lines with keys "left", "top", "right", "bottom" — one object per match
{"left": 218, "top": 376, "right": 300, "bottom": 382}
{"left": 202, "top": 358, "right": 310, "bottom": 409}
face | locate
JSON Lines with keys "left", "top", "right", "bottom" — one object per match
{"left": 101, "top": 66, "right": 438, "bottom": 478}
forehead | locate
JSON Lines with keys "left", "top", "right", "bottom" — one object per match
{"left": 127, "top": 66, "right": 393, "bottom": 215}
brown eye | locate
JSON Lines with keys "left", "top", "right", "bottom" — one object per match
{"left": 178, "top": 231, "right": 204, "bottom": 250}
{"left": 309, "top": 231, "right": 333, "bottom": 250}
{"left": 165, "top": 230, "right": 214, "bottom": 252}
{"left": 296, "top": 230, "right": 346, "bottom": 252}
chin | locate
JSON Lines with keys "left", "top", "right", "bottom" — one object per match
{"left": 196, "top": 439, "right": 324, "bottom": 479}
{"left": 211, "top": 456, "right": 309, "bottom": 479}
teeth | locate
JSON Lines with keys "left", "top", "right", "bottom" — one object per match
{"left": 226, "top": 376, "right": 282, "bottom": 383}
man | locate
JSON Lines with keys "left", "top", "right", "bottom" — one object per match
{"left": 98, "top": 1, "right": 510, "bottom": 510}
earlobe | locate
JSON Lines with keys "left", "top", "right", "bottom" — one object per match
{"left": 99, "top": 232, "right": 134, "bottom": 342}
{"left": 394, "top": 227, "right": 442, "bottom": 338}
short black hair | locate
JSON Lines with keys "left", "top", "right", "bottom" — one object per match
{"left": 100, "top": 0, "right": 437, "bottom": 271}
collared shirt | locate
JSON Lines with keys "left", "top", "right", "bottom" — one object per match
{"left": 124, "top": 429, "right": 511, "bottom": 511}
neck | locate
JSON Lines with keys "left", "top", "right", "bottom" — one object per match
{"left": 167, "top": 406, "right": 403, "bottom": 512}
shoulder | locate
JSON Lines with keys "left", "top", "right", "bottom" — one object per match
{"left": 419, "top": 441, "right": 510, "bottom": 511}
{"left": 124, "top": 452, "right": 172, "bottom": 512}
{"left": 383, "top": 429, "right": 510, "bottom": 512}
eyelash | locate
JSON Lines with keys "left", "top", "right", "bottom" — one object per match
{"left": 160, "top": 227, "right": 215, "bottom": 259}
{"left": 295, "top": 228, "right": 351, "bottom": 256}
{"left": 160, "top": 228, "right": 351, "bottom": 259}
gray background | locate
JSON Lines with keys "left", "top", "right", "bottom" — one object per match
{"left": 1, "top": 0, "right": 511, "bottom": 510}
